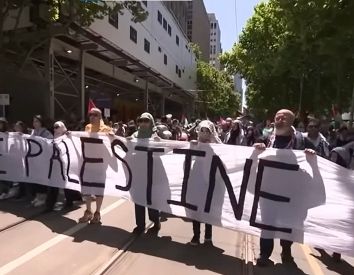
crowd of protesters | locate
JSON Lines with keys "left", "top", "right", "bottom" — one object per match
{"left": 0, "top": 107, "right": 353, "bottom": 266}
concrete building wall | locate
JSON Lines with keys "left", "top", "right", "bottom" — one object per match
{"left": 89, "top": 1, "right": 196, "bottom": 91}
{"left": 163, "top": 1, "right": 188, "bottom": 35}
{"left": 208, "top": 13, "right": 222, "bottom": 69}
{"left": 187, "top": 0, "right": 210, "bottom": 62}
{"left": 233, "top": 73, "right": 243, "bottom": 94}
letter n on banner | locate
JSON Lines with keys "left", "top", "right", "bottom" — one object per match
{"left": 204, "top": 156, "right": 252, "bottom": 220}
{"left": 250, "top": 159, "right": 299, "bottom": 233}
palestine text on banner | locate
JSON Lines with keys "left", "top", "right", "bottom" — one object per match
{"left": 0, "top": 132, "right": 353, "bottom": 256}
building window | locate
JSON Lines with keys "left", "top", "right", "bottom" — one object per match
{"left": 168, "top": 24, "right": 171, "bottom": 36}
{"left": 163, "top": 18, "right": 167, "bottom": 30}
{"left": 130, "top": 26, "right": 137, "bottom": 43}
{"left": 158, "top": 46, "right": 162, "bottom": 52}
{"left": 176, "top": 65, "right": 178, "bottom": 74}
{"left": 164, "top": 54, "right": 167, "bottom": 65}
{"left": 108, "top": 12, "right": 118, "bottom": 29}
{"left": 144, "top": 39, "right": 150, "bottom": 53}
{"left": 158, "top": 11, "right": 162, "bottom": 24}
{"left": 178, "top": 69, "right": 181, "bottom": 78}
{"left": 176, "top": 35, "right": 179, "bottom": 46}
{"left": 210, "top": 22, "right": 213, "bottom": 29}
{"left": 142, "top": 1, "right": 147, "bottom": 7}
{"left": 213, "top": 45, "right": 216, "bottom": 54}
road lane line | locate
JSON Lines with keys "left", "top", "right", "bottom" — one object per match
{"left": 0, "top": 199, "right": 126, "bottom": 275}
{"left": 92, "top": 222, "right": 153, "bottom": 275}
{"left": 300, "top": 245, "right": 325, "bottom": 275}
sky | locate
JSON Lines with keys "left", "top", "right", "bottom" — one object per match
{"left": 204, "top": 0, "right": 262, "bottom": 52}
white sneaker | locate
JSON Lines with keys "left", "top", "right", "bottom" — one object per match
{"left": 7, "top": 187, "right": 19, "bottom": 198}
{"left": 33, "top": 194, "right": 46, "bottom": 207}
{"left": 0, "top": 193, "right": 7, "bottom": 200}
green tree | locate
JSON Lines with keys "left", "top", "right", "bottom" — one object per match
{"left": 221, "top": 0, "right": 354, "bottom": 119}
{"left": 196, "top": 61, "right": 240, "bottom": 119}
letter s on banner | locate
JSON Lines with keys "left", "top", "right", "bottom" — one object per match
{"left": 111, "top": 139, "right": 132, "bottom": 191}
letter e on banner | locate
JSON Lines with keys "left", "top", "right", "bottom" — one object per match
{"left": 250, "top": 159, "right": 299, "bottom": 233}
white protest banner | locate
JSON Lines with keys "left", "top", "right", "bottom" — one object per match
{"left": 0, "top": 132, "right": 353, "bottom": 256}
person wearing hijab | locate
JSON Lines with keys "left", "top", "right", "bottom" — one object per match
{"left": 189, "top": 120, "right": 221, "bottom": 245}
{"left": 224, "top": 120, "right": 246, "bottom": 146}
{"left": 45, "top": 121, "right": 82, "bottom": 212}
{"left": 131, "top": 112, "right": 161, "bottom": 235}
{"left": 78, "top": 108, "right": 112, "bottom": 224}
{"left": 30, "top": 115, "right": 53, "bottom": 207}
{"left": 245, "top": 126, "right": 256, "bottom": 147}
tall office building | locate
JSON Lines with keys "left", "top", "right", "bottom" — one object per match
{"left": 208, "top": 13, "right": 222, "bottom": 69}
{"left": 186, "top": 0, "right": 210, "bottom": 62}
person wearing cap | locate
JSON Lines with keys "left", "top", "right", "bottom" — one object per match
{"left": 189, "top": 120, "right": 221, "bottom": 246}
{"left": 78, "top": 108, "right": 112, "bottom": 224}
{"left": 30, "top": 115, "right": 53, "bottom": 207}
{"left": 131, "top": 112, "right": 161, "bottom": 234}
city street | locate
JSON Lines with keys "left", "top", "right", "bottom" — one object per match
{"left": 0, "top": 198, "right": 353, "bottom": 275}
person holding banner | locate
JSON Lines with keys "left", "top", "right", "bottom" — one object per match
{"left": 30, "top": 115, "right": 53, "bottom": 207}
{"left": 131, "top": 112, "right": 161, "bottom": 235}
{"left": 254, "top": 109, "right": 316, "bottom": 267}
{"left": 189, "top": 120, "right": 221, "bottom": 245}
{"left": 45, "top": 121, "right": 82, "bottom": 212}
{"left": 78, "top": 108, "right": 112, "bottom": 224}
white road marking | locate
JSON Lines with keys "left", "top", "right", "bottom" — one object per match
{"left": 0, "top": 199, "right": 126, "bottom": 275}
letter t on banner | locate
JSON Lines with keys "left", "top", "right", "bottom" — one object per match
{"left": 135, "top": 146, "right": 165, "bottom": 205}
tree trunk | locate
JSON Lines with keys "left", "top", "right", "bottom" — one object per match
{"left": 0, "top": 0, "right": 10, "bottom": 51}
{"left": 349, "top": 83, "right": 354, "bottom": 128}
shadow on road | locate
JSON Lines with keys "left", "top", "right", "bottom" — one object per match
{"left": 313, "top": 248, "right": 354, "bottom": 275}
{"left": 1, "top": 200, "right": 353, "bottom": 275}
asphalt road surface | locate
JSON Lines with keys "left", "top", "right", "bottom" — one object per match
{"left": 0, "top": 197, "right": 353, "bottom": 275}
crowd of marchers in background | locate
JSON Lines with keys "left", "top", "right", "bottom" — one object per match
{"left": 0, "top": 108, "right": 353, "bottom": 266}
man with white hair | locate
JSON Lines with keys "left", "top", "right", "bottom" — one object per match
{"left": 254, "top": 109, "right": 316, "bottom": 266}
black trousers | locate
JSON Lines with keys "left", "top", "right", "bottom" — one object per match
{"left": 134, "top": 204, "right": 159, "bottom": 229}
{"left": 260, "top": 238, "right": 293, "bottom": 259}
{"left": 192, "top": 221, "right": 212, "bottom": 239}
{"left": 46, "top": 187, "right": 82, "bottom": 210}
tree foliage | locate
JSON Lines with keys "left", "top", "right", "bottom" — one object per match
{"left": 221, "top": 0, "right": 354, "bottom": 119}
{"left": 196, "top": 60, "right": 240, "bottom": 119}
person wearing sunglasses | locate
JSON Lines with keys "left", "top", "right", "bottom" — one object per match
{"left": 130, "top": 112, "right": 161, "bottom": 235}
{"left": 303, "top": 118, "right": 330, "bottom": 159}
{"left": 79, "top": 108, "right": 112, "bottom": 224}
{"left": 189, "top": 120, "right": 221, "bottom": 246}
{"left": 45, "top": 121, "right": 82, "bottom": 212}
